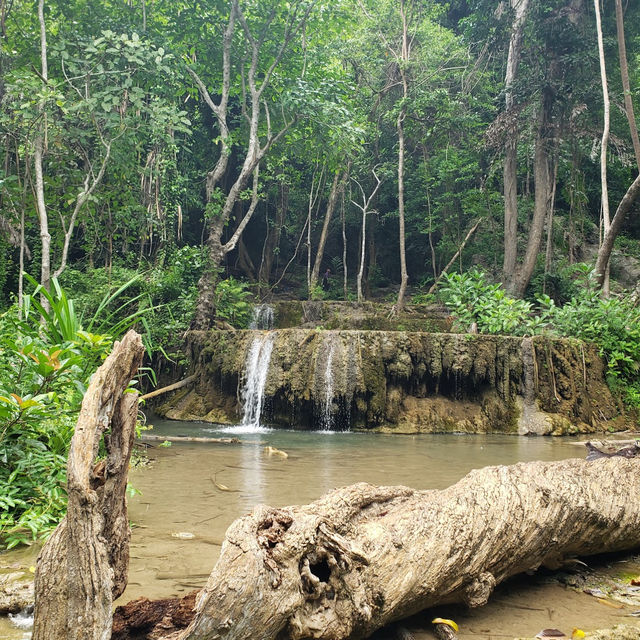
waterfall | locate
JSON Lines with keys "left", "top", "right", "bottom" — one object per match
{"left": 320, "top": 340, "right": 336, "bottom": 431}
{"left": 240, "top": 333, "right": 274, "bottom": 431}
{"left": 250, "top": 304, "right": 275, "bottom": 330}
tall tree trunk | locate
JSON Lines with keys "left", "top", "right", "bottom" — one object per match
{"left": 364, "top": 216, "right": 376, "bottom": 300}
{"left": 341, "top": 191, "right": 348, "bottom": 300}
{"left": 394, "top": 1, "right": 410, "bottom": 311}
{"left": 593, "top": 0, "right": 640, "bottom": 290}
{"left": 310, "top": 167, "right": 349, "bottom": 293}
{"left": 615, "top": 0, "right": 640, "bottom": 172}
{"left": 503, "top": 0, "right": 531, "bottom": 288}
{"left": 237, "top": 236, "right": 256, "bottom": 281}
{"left": 34, "top": 0, "right": 50, "bottom": 300}
{"left": 594, "top": 0, "right": 611, "bottom": 296}
{"left": 357, "top": 206, "right": 367, "bottom": 304}
{"left": 543, "top": 162, "right": 558, "bottom": 294}
{"left": 33, "top": 331, "right": 144, "bottom": 640}
{"left": 594, "top": 173, "right": 640, "bottom": 288}
{"left": 259, "top": 184, "right": 288, "bottom": 295}
{"left": 396, "top": 105, "right": 409, "bottom": 310}
{"left": 511, "top": 89, "right": 555, "bottom": 298}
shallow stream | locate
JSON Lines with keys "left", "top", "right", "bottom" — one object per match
{"left": 2, "top": 421, "right": 639, "bottom": 639}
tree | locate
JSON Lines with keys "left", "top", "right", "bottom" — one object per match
{"left": 189, "top": 0, "right": 314, "bottom": 329}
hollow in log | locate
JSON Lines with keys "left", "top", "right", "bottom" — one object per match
{"left": 33, "top": 330, "right": 144, "bottom": 640}
{"left": 178, "top": 457, "right": 640, "bottom": 640}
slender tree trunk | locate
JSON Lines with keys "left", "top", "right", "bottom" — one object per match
{"left": 396, "top": 106, "right": 409, "bottom": 310}
{"left": 259, "top": 184, "right": 288, "bottom": 295}
{"left": 503, "top": 0, "right": 531, "bottom": 288}
{"left": 310, "top": 167, "right": 349, "bottom": 292}
{"left": 341, "top": 191, "right": 348, "bottom": 300}
{"left": 237, "top": 236, "right": 256, "bottom": 281}
{"left": 357, "top": 207, "right": 367, "bottom": 304}
{"left": 394, "top": 1, "right": 410, "bottom": 311}
{"left": 364, "top": 217, "right": 376, "bottom": 300}
{"left": 595, "top": 173, "right": 640, "bottom": 288}
{"left": 594, "top": 0, "right": 611, "bottom": 296}
{"left": 34, "top": 0, "right": 50, "bottom": 300}
{"left": 512, "top": 89, "right": 555, "bottom": 298}
{"left": 615, "top": 0, "right": 640, "bottom": 172}
{"left": 592, "top": 0, "right": 640, "bottom": 291}
{"left": 427, "top": 218, "right": 482, "bottom": 296}
{"left": 543, "top": 162, "right": 558, "bottom": 294}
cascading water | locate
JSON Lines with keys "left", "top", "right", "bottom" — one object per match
{"left": 320, "top": 340, "right": 336, "bottom": 431}
{"left": 239, "top": 332, "right": 274, "bottom": 431}
{"left": 249, "top": 304, "right": 275, "bottom": 330}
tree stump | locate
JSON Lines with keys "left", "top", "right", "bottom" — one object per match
{"left": 178, "top": 457, "right": 640, "bottom": 640}
{"left": 33, "top": 330, "right": 144, "bottom": 640}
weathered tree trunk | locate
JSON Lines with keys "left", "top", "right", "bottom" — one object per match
{"left": 33, "top": 330, "right": 144, "bottom": 640}
{"left": 615, "top": 0, "right": 640, "bottom": 172}
{"left": 511, "top": 87, "right": 555, "bottom": 298}
{"left": 502, "top": 0, "right": 530, "bottom": 288}
{"left": 112, "top": 591, "right": 198, "bottom": 640}
{"left": 310, "top": 168, "right": 349, "bottom": 293}
{"left": 178, "top": 456, "right": 640, "bottom": 640}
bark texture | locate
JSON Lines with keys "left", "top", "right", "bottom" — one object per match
{"left": 33, "top": 330, "right": 144, "bottom": 640}
{"left": 502, "top": 0, "right": 530, "bottom": 284}
{"left": 112, "top": 591, "right": 198, "bottom": 640}
{"left": 179, "top": 456, "right": 640, "bottom": 640}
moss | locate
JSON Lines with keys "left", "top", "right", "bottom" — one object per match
{"left": 169, "top": 328, "right": 632, "bottom": 434}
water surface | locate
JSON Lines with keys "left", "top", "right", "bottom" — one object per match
{"left": 2, "top": 422, "right": 638, "bottom": 639}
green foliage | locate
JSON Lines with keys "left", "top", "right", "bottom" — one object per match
{"left": 539, "top": 277, "right": 640, "bottom": 407}
{"left": 441, "top": 268, "right": 640, "bottom": 410}
{"left": 214, "top": 277, "right": 252, "bottom": 328}
{"left": 440, "top": 269, "right": 544, "bottom": 336}
{"left": 0, "top": 277, "right": 152, "bottom": 548}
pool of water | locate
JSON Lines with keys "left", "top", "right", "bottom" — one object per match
{"left": 1, "top": 421, "right": 639, "bottom": 639}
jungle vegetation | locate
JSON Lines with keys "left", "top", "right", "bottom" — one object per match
{"left": 1, "top": 0, "right": 640, "bottom": 546}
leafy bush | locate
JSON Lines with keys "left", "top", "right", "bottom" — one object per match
{"left": 539, "top": 282, "right": 640, "bottom": 406}
{"left": 214, "top": 277, "right": 252, "bottom": 327}
{"left": 440, "top": 267, "right": 640, "bottom": 410}
{"left": 0, "top": 277, "right": 150, "bottom": 548}
{"left": 439, "top": 269, "right": 544, "bottom": 335}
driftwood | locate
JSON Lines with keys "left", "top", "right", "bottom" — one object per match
{"left": 33, "top": 330, "right": 144, "bottom": 640}
{"left": 140, "top": 375, "right": 196, "bottom": 401}
{"left": 112, "top": 591, "right": 198, "bottom": 640}
{"left": 139, "top": 434, "right": 240, "bottom": 444}
{"left": 176, "top": 456, "right": 640, "bottom": 640}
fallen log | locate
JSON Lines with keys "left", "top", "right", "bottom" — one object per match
{"left": 139, "top": 434, "right": 240, "bottom": 444}
{"left": 140, "top": 375, "right": 196, "bottom": 401}
{"left": 178, "top": 456, "right": 640, "bottom": 640}
{"left": 33, "top": 330, "right": 144, "bottom": 640}
{"left": 112, "top": 591, "right": 198, "bottom": 640}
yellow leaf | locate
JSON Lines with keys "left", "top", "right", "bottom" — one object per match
{"left": 432, "top": 618, "right": 459, "bottom": 632}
